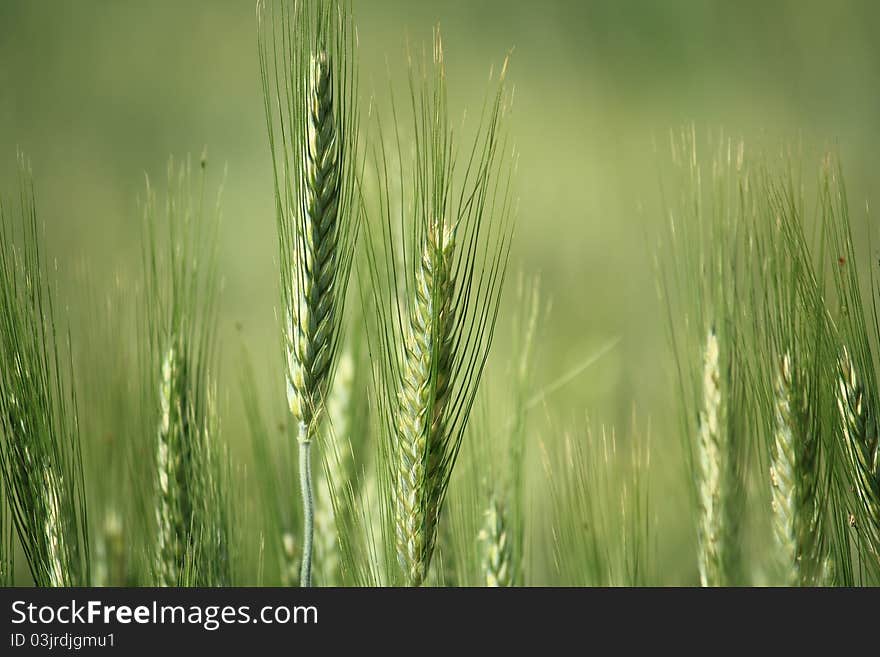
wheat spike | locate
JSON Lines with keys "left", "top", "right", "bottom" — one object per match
{"left": 315, "top": 350, "right": 354, "bottom": 586}
{"left": 770, "top": 352, "right": 823, "bottom": 585}
{"left": 394, "top": 222, "right": 456, "bottom": 586}
{"left": 696, "top": 329, "right": 736, "bottom": 586}
{"left": 289, "top": 48, "right": 342, "bottom": 589}
{"left": 479, "top": 498, "right": 513, "bottom": 587}
{"left": 154, "top": 346, "right": 190, "bottom": 586}
{"left": 837, "top": 348, "right": 880, "bottom": 548}
{"left": 286, "top": 50, "right": 340, "bottom": 439}
{"left": 366, "top": 31, "right": 511, "bottom": 587}
{"left": 42, "top": 466, "right": 67, "bottom": 588}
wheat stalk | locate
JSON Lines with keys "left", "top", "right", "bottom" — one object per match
{"left": 259, "top": 0, "right": 358, "bottom": 588}
{"left": 93, "top": 508, "right": 124, "bottom": 587}
{"left": 479, "top": 497, "right": 513, "bottom": 587}
{"left": 154, "top": 346, "right": 190, "bottom": 586}
{"left": 837, "top": 348, "right": 880, "bottom": 552}
{"left": 393, "top": 221, "right": 457, "bottom": 586}
{"left": 285, "top": 50, "right": 340, "bottom": 438}
{"left": 770, "top": 352, "right": 823, "bottom": 585}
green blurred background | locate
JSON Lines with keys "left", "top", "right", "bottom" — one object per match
{"left": 2, "top": 0, "right": 879, "bottom": 583}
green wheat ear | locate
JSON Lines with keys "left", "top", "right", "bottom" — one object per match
{"left": 0, "top": 155, "right": 90, "bottom": 586}
{"left": 818, "top": 161, "right": 880, "bottom": 581}
{"left": 837, "top": 349, "right": 880, "bottom": 552}
{"left": 144, "top": 156, "right": 231, "bottom": 587}
{"left": 479, "top": 498, "right": 513, "bottom": 587}
{"left": 696, "top": 329, "right": 736, "bottom": 586}
{"left": 1, "top": 484, "right": 13, "bottom": 585}
{"left": 770, "top": 352, "right": 823, "bottom": 585}
{"left": 258, "top": 0, "right": 359, "bottom": 588}
{"left": 363, "top": 30, "right": 514, "bottom": 586}
{"left": 394, "top": 221, "right": 457, "bottom": 585}
{"left": 660, "top": 132, "right": 756, "bottom": 587}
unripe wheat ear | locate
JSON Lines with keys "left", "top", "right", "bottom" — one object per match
{"left": 258, "top": 0, "right": 360, "bottom": 587}
{"left": 362, "top": 29, "right": 515, "bottom": 586}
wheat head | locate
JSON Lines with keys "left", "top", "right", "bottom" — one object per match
{"left": 394, "top": 222, "right": 456, "bottom": 586}
{"left": 479, "top": 497, "right": 513, "bottom": 587}
{"left": 0, "top": 159, "right": 90, "bottom": 587}
{"left": 285, "top": 49, "right": 342, "bottom": 440}
{"left": 770, "top": 352, "right": 823, "bottom": 585}
{"left": 837, "top": 348, "right": 880, "bottom": 550}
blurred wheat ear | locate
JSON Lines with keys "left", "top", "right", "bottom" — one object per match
{"left": 479, "top": 497, "right": 512, "bottom": 587}
{"left": 822, "top": 163, "right": 880, "bottom": 576}
{"left": 769, "top": 353, "right": 825, "bottom": 585}
{"left": 0, "top": 155, "right": 90, "bottom": 586}
{"left": 258, "top": 0, "right": 360, "bottom": 588}
{"left": 661, "top": 133, "right": 757, "bottom": 586}
{"left": 1, "top": 483, "right": 13, "bottom": 585}
{"left": 362, "top": 30, "right": 514, "bottom": 586}
{"left": 144, "top": 156, "right": 232, "bottom": 587}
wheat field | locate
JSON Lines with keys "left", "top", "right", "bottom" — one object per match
{"left": 2, "top": 0, "right": 880, "bottom": 587}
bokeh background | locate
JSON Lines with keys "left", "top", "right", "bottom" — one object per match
{"left": 2, "top": 0, "right": 879, "bottom": 583}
